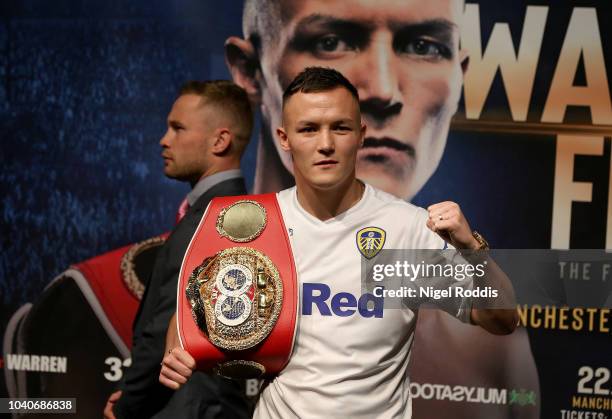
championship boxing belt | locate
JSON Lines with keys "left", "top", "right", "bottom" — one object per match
{"left": 177, "top": 194, "right": 298, "bottom": 379}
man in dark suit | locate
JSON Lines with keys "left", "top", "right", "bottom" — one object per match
{"left": 105, "top": 80, "right": 253, "bottom": 419}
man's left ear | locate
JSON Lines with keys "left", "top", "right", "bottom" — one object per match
{"left": 225, "top": 36, "right": 262, "bottom": 106}
{"left": 212, "top": 129, "right": 232, "bottom": 154}
{"left": 277, "top": 127, "right": 291, "bottom": 152}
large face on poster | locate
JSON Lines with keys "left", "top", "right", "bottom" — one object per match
{"left": 227, "top": 0, "right": 465, "bottom": 199}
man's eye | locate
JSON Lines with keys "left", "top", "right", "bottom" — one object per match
{"left": 314, "top": 35, "right": 353, "bottom": 54}
{"left": 298, "top": 127, "right": 316, "bottom": 133}
{"left": 399, "top": 39, "right": 450, "bottom": 59}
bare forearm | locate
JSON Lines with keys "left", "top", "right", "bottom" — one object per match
{"left": 469, "top": 255, "right": 518, "bottom": 334}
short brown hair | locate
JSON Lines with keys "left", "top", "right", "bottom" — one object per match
{"left": 179, "top": 80, "right": 253, "bottom": 152}
{"left": 282, "top": 67, "right": 359, "bottom": 108}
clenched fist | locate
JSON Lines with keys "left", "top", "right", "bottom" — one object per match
{"left": 426, "top": 201, "right": 481, "bottom": 250}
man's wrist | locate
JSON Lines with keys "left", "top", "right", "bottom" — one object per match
{"left": 457, "top": 232, "right": 489, "bottom": 263}
{"left": 471, "top": 231, "right": 489, "bottom": 250}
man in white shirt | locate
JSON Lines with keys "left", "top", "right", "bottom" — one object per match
{"left": 159, "top": 67, "right": 518, "bottom": 418}
{"left": 226, "top": 3, "right": 539, "bottom": 417}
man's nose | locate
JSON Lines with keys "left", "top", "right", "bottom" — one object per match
{"left": 317, "top": 130, "right": 335, "bottom": 155}
{"left": 356, "top": 36, "right": 403, "bottom": 123}
{"left": 160, "top": 129, "right": 171, "bottom": 147}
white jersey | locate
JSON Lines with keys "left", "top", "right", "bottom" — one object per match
{"left": 253, "top": 184, "right": 472, "bottom": 419}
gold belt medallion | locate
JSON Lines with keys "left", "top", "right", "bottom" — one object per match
{"left": 216, "top": 200, "right": 267, "bottom": 242}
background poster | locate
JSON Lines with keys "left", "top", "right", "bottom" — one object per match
{"left": 1, "top": 1, "right": 610, "bottom": 418}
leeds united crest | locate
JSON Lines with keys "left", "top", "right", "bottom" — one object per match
{"left": 356, "top": 227, "right": 386, "bottom": 259}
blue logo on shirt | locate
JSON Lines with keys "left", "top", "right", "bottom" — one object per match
{"left": 302, "top": 283, "right": 383, "bottom": 318}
